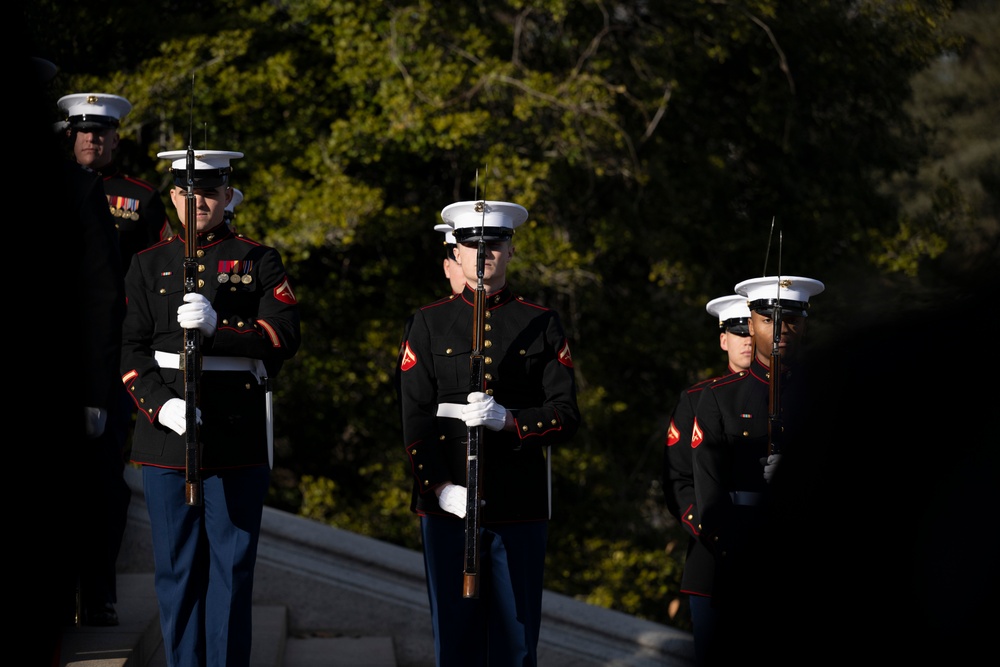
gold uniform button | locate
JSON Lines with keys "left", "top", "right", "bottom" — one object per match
{"left": 485, "top": 311, "right": 492, "bottom": 319}
{"left": 742, "top": 431, "right": 750, "bottom": 437}
{"left": 484, "top": 373, "right": 493, "bottom": 381}
{"left": 519, "top": 349, "right": 526, "bottom": 355}
{"left": 159, "top": 288, "right": 166, "bottom": 294}
{"left": 198, "top": 279, "right": 205, "bottom": 288}
{"left": 418, "top": 464, "right": 424, "bottom": 470}
{"left": 197, "top": 249, "right": 205, "bottom": 257}
{"left": 484, "top": 323, "right": 492, "bottom": 331}
{"left": 485, "top": 356, "right": 492, "bottom": 365}
{"left": 237, "top": 321, "right": 245, "bottom": 327}
{"left": 484, "top": 340, "right": 492, "bottom": 348}
{"left": 198, "top": 264, "right": 205, "bottom": 272}
{"left": 446, "top": 348, "right": 453, "bottom": 354}
{"left": 438, "top": 435, "right": 446, "bottom": 441}
{"left": 522, "top": 425, "right": 529, "bottom": 432}
{"left": 536, "top": 422, "right": 544, "bottom": 428}
{"left": 550, "top": 419, "right": 557, "bottom": 425}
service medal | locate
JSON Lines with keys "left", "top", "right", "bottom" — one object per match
{"left": 218, "top": 274, "right": 229, "bottom": 283}
{"left": 231, "top": 274, "right": 241, "bottom": 284}
{"left": 241, "top": 275, "right": 252, "bottom": 284}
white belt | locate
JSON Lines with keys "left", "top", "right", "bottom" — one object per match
{"left": 154, "top": 351, "right": 266, "bottom": 384}
{"left": 153, "top": 350, "right": 274, "bottom": 469}
{"left": 730, "top": 491, "right": 763, "bottom": 506}
{"left": 436, "top": 403, "right": 465, "bottom": 419}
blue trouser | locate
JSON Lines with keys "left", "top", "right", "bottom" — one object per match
{"left": 689, "top": 594, "right": 720, "bottom": 666}
{"left": 421, "top": 515, "right": 547, "bottom": 667}
{"left": 143, "top": 465, "right": 269, "bottom": 667}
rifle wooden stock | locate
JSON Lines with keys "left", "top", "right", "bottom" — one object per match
{"left": 183, "top": 147, "right": 203, "bottom": 506}
{"left": 463, "top": 240, "right": 487, "bottom": 599}
{"left": 767, "top": 304, "right": 782, "bottom": 456}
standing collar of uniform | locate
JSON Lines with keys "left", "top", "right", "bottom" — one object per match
{"left": 176, "top": 222, "right": 233, "bottom": 245}
{"left": 461, "top": 283, "right": 512, "bottom": 308}
{"left": 95, "top": 163, "right": 120, "bottom": 179}
{"left": 749, "top": 355, "right": 798, "bottom": 383}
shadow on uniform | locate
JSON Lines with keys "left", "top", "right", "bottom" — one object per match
{"left": 709, "top": 258, "right": 1000, "bottom": 664}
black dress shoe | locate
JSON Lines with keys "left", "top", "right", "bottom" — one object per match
{"left": 81, "top": 602, "right": 119, "bottom": 627}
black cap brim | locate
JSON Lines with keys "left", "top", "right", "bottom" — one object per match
{"left": 172, "top": 169, "right": 230, "bottom": 188}
{"left": 454, "top": 227, "right": 514, "bottom": 243}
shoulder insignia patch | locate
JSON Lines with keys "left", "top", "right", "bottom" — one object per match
{"left": 666, "top": 419, "right": 681, "bottom": 446}
{"left": 558, "top": 340, "right": 573, "bottom": 368}
{"left": 274, "top": 276, "right": 298, "bottom": 304}
{"left": 400, "top": 341, "right": 417, "bottom": 371}
{"left": 691, "top": 418, "right": 704, "bottom": 449}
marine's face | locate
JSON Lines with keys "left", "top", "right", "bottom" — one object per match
{"left": 720, "top": 330, "right": 754, "bottom": 371}
{"left": 454, "top": 240, "right": 514, "bottom": 292}
{"left": 169, "top": 185, "right": 232, "bottom": 232}
{"left": 70, "top": 125, "right": 118, "bottom": 170}
{"left": 749, "top": 310, "right": 807, "bottom": 367}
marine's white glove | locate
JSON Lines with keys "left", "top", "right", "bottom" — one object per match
{"left": 461, "top": 391, "right": 508, "bottom": 431}
{"left": 177, "top": 293, "right": 218, "bottom": 336}
{"left": 436, "top": 483, "right": 467, "bottom": 518}
{"left": 763, "top": 453, "right": 783, "bottom": 483}
{"left": 84, "top": 407, "right": 107, "bottom": 439}
{"left": 158, "top": 397, "right": 202, "bottom": 436}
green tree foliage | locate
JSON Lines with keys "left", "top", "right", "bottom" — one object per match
{"left": 25, "top": 0, "right": 996, "bottom": 628}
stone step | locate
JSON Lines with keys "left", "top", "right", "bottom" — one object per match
{"left": 283, "top": 636, "right": 396, "bottom": 667}
{"left": 56, "top": 573, "right": 160, "bottom": 667}
{"left": 57, "top": 573, "right": 397, "bottom": 667}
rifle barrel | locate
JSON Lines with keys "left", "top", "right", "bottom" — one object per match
{"left": 463, "top": 237, "right": 488, "bottom": 598}
{"left": 183, "top": 146, "right": 203, "bottom": 506}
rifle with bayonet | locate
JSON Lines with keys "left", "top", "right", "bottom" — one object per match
{"left": 766, "top": 226, "right": 783, "bottom": 457}
{"left": 182, "top": 95, "right": 203, "bottom": 506}
{"left": 463, "top": 195, "right": 488, "bottom": 599}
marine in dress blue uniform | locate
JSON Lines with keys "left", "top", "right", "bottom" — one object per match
{"left": 690, "top": 275, "right": 823, "bottom": 666}
{"left": 58, "top": 93, "right": 173, "bottom": 265}
{"left": 58, "top": 92, "right": 174, "bottom": 625}
{"left": 121, "top": 150, "right": 300, "bottom": 667}
{"left": 399, "top": 200, "right": 580, "bottom": 667}
{"left": 663, "top": 294, "right": 751, "bottom": 665}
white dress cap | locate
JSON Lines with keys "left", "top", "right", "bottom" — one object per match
{"left": 226, "top": 188, "right": 244, "bottom": 214}
{"left": 157, "top": 149, "right": 244, "bottom": 187}
{"left": 735, "top": 275, "right": 825, "bottom": 317}
{"left": 440, "top": 200, "right": 528, "bottom": 243}
{"left": 706, "top": 294, "right": 752, "bottom": 333}
{"left": 434, "top": 222, "right": 457, "bottom": 245}
{"left": 57, "top": 93, "right": 132, "bottom": 129}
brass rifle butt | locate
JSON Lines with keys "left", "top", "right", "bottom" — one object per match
{"left": 185, "top": 481, "right": 202, "bottom": 507}
{"left": 463, "top": 573, "right": 479, "bottom": 599}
